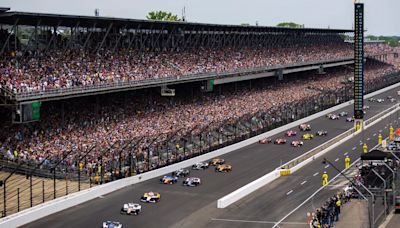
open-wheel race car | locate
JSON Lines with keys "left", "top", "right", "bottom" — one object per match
{"left": 102, "top": 221, "right": 123, "bottom": 228}
{"left": 274, "top": 138, "right": 287, "bottom": 144}
{"left": 172, "top": 168, "right": 190, "bottom": 177}
{"left": 302, "top": 133, "right": 314, "bottom": 140}
{"left": 291, "top": 140, "right": 304, "bottom": 147}
{"left": 285, "top": 130, "right": 297, "bottom": 137}
{"left": 192, "top": 162, "right": 209, "bottom": 170}
{"left": 215, "top": 164, "right": 232, "bottom": 172}
{"left": 183, "top": 177, "right": 201, "bottom": 187}
{"left": 140, "top": 192, "right": 161, "bottom": 203}
{"left": 120, "top": 203, "right": 142, "bottom": 215}
{"left": 160, "top": 175, "right": 178, "bottom": 184}
{"left": 259, "top": 138, "right": 272, "bottom": 144}
{"left": 299, "top": 124, "right": 311, "bottom": 131}
{"left": 209, "top": 157, "right": 225, "bottom": 166}
{"left": 316, "top": 130, "right": 328, "bottom": 136}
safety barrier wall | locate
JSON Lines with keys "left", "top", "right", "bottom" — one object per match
{"left": 216, "top": 103, "right": 400, "bottom": 208}
{"left": 217, "top": 170, "right": 280, "bottom": 208}
{"left": 1, "top": 82, "right": 400, "bottom": 226}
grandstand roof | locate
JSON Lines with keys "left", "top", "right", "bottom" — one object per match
{"left": 0, "top": 10, "right": 352, "bottom": 33}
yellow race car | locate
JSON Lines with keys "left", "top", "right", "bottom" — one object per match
{"left": 302, "top": 133, "right": 314, "bottom": 140}
{"left": 215, "top": 164, "right": 232, "bottom": 172}
{"left": 140, "top": 192, "right": 161, "bottom": 203}
{"left": 209, "top": 157, "right": 225, "bottom": 166}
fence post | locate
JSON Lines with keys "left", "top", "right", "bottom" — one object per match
{"left": 3, "top": 183, "right": 6, "bottom": 217}
{"left": 66, "top": 176, "right": 68, "bottom": 195}
{"left": 53, "top": 168, "right": 56, "bottom": 199}
{"left": 30, "top": 175, "right": 33, "bottom": 207}
{"left": 17, "top": 188, "right": 20, "bottom": 212}
{"left": 42, "top": 180, "right": 45, "bottom": 203}
{"left": 78, "top": 168, "right": 81, "bottom": 191}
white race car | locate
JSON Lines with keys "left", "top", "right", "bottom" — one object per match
{"left": 172, "top": 168, "right": 190, "bottom": 177}
{"left": 120, "top": 203, "right": 141, "bottom": 215}
{"left": 192, "top": 162, "right": 209, "bottom": 170}
{"left": 327, "top": 113, "right": 340, "bottom": 120}
{"left": 183, "top": 177, "right": 201, "bottom": 187}
{"left": 102, "top": 221, "right": 122, "bottom": 228}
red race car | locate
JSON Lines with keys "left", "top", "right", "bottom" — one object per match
{"left": 291, "top": 140, "right": 304, "bottom": 147}
{"left": 274, "top": 138, "right": 287, "bottom": 144}
{"left": 285, "top": 130, "right": 297, "bottom": 137}
{"left": 259, "top": 138, "right": 272, "bottom": 144}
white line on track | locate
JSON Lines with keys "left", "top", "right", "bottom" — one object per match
{"left": 334, "top": 158, "right": 339, "bottom": 162}
{"left": 300, "top": 180, "right": 307, "bottom": 185}
{"left": 379, "top": 130, "right": 383, "bottom": 133}
{"left": 272, "top": 158, "right": 361, "bottom": 228}
{"left": 313, "top": 172, "right": 319, "bottom": 177}
{"left": 373, "top": 133, "right": 377, "bottom": 136}
{"left": 385, "top": 126, "right": 387, "bottom": 129}
{"left": 272, "top": 139, "right": 387, "bottom": 228}
{"left": 324, "top": 164, "right": 330, "bottom": 169}
{"left": 344, "top": 152, "right": 349, "bottom": 155}
{"left": 367, "top": 138, "right": 370, "bottom": 141}
{"left": 286, "top": 190, "right": 293, "bottom": 195}
{"left": 359, "top": 142, "right": 363, "bottom": 145}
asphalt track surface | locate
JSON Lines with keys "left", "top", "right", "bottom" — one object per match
{"left": 24, "top": 87, "right": 400, "bottom": 228}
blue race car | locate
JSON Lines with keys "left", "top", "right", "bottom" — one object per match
{"left": 102, "top": 221, "right": 122, "bottom": 228}
{"left": 160, "top": 175, "right": 178, "bottom": 184}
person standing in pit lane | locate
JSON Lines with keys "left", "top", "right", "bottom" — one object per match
{"left": 322, "top": 171, "right": 329, "bottom": 186}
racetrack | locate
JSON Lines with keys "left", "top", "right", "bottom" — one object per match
{"left": 23, "top": 87, "right": 400, "bottom": 228}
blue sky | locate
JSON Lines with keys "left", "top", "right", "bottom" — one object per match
{"left": 1, "top": 0, "right": 399, "bottom": 36}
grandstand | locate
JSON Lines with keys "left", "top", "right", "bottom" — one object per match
{"left": 0, "top": 8, "right": 399, "bottom": 217}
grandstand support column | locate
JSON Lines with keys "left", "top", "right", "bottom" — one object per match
{"left": 83, "top": 22, "right": 97, "bottom": 49}
{"left": 45, "top": 21, "right": 61, "bottom": 51}
{"left": 22, "top": 19, "right": 41, "bottom": 53}
{"left": 96, "top": 23, "right": 113, "bottom": 53}
{"left": 112, "top": 25, "right": 127, "bottom": 52}
{"left": 0, "top": 18, "right": 19, "bottom": 55}
{"left": 65, "top": 21, "right": 80, "bottom": 50}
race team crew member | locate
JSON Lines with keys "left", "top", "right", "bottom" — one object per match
{"left": 363, "top": 143, "right": 368, "bottom": 153}
{"left": 344, "top": 156, "right": 350, "bottom": 169}
{"left": 322, "top": 171, "right": 329, "bottom": 186}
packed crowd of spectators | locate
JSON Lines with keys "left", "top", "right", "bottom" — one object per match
{"left": 0, "top": 60, "right": 397, "bottom": 174}
{"left": 0, "top": 44, "right": 354, "bottom": 94}
{"left": 1, "top": 30, "right": 398, "bottom": 95}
